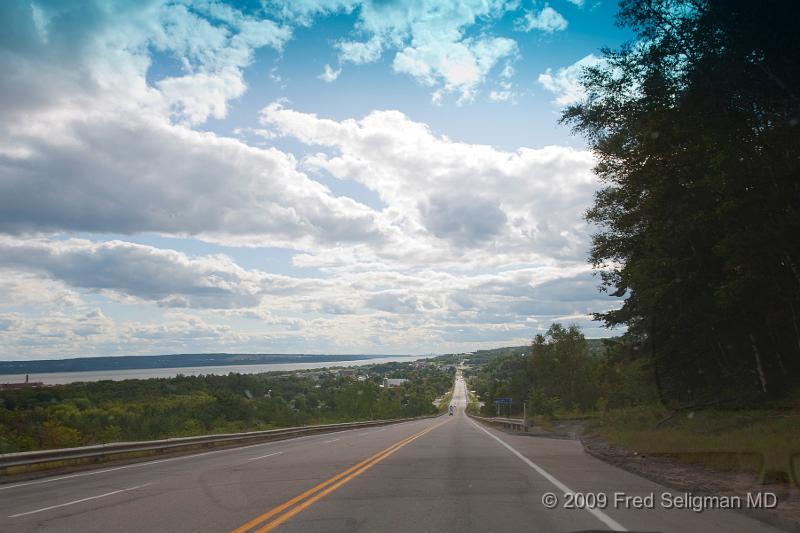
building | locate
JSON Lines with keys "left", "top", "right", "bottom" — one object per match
{"left": 383, "top": 378, "right": 408, "bottom": 388}
{"left": 0, "top": 381, "right": 44, "bottom": 391}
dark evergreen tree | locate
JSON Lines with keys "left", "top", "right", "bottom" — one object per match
{"left": 563, "top": 0, "right": 800, "bottom": 402}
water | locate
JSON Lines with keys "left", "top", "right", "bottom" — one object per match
{"left": 0, "top": 356, "right": 427, "bottom": 385}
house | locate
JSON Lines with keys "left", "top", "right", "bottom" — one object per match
{"left": 383, "top": 378, "right": 408, "bottom": 388}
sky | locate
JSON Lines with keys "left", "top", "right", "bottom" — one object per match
{"left": 0, "top": 0, "right": 632, "bottom": 360}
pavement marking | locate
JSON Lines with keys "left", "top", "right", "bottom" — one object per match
{"left": 0, "top": 422, "right": 416, "bottom": 492}
{"left": 0, "top": 435, "right": 325, "bottom": 492}
{"left": 357, "top": 432, "right": 370, "bottom": 436}
{"left": 471, "top": 421, "right": 627, "bottom": 532}
{"left": 247, "top": 452, "right": 283, "bottom": 462}
{"left": 9, "top": 482, "right": 155, "bottom": 518}
{"left": 323, "top": 439, "right": 340, "bottom": 444}
{"left": 231, "top": 419, "right": 451, "bottom": 533}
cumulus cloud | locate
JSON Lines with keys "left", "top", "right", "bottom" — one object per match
{"left": 0, "top": 274, "right": 83, "bottom": 309}
{"left": 0, "top": 309, "right": 246, "bottom": 359}
{"left": 515, "top": 5, "right": 568, "bottom": 33}
{"left": 393, "top": 36, "right": 517, "bottom": 103}
{"left": 271, "top": 0, "right": 520, "bottom": 102}
{"left": 0, "top": 233, "right": 618, "bottom": 356}
{"left": 1, "top": 2, "right": 387, "bottom": 251}
{"left": 337, "top": 37, "right": 383, "bottom": 64}
{"left": 0, "top": 1, "right": 291, "bottom": 130}
{"left": 538, "top": 54, "right": 603, "bottom": 106}
{"left": 0, "top": 111, "right": 383, "bottom": 248}
{"left": 0, "top": 238, "right": 271, "bottom": 309}
{"left": 0, "top": 1, "right": 620, "bottom": 357}
{"left": 318, "top": 64, "right": 342, "bottom": 82}
{"left": 261, "top": 102, "right": 597, "bottom": 262}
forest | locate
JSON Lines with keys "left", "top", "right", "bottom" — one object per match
{"left": 560, "top": 0, "right": 800, "bottom": 403}
{"left": 468, "top": 323, "right": 658, "bottom": 417}
{"left": 0, "top": 362, "right": 453, "bottom": 453}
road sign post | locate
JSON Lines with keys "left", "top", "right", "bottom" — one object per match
{"left": 523, "top": 400, "right": 527, "bottom": 430}
{"left": 493, "top": 397, "right": 512, "bottom": 417}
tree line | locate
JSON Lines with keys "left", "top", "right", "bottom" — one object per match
{"left": 0, "top": 362, "right": 453, "bottom": 452}
{"left": 468, "top": 323, "right": 658, "bottom": 417}
{"left": 561, "top": 0, "right": 800, "bottom": 403}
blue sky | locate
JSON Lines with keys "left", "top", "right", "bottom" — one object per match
{"left": 0, "top": 0, "right": 631, "bottom": 359}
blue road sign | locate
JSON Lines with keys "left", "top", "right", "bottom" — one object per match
{"left": 493, "top": 397, "right": 512, "bottom": 404}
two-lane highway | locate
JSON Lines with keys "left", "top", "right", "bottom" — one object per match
{"left": 0, "top": 371, "right": 785, "bottom": 532}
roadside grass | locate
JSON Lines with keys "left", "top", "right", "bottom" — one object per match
{"left": 466, "top": 389, "right": 480, "bottom": 414}
{"left": 531, "top": 415, "right": 553, "bottom": 431}
{"left": 437, "top": 388, "right": 454, "bottom": 413}
{"left": 589, "top": 404, "right": 800, "bottom": 486}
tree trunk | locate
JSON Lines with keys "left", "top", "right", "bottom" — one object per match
{"left": 748, "top": 330, "right": 768, "bottom": 394}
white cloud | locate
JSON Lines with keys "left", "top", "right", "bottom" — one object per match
{"left": 157, "top": 68, "right": 247, "bottom": 125}
{"left": 261, "top": 102, "right": 597, "bottom": 263}
{"left": 0, "top": 1, "right": 291, "bottom": 130}
{"left": 0, "top": 237, "right": 271, "bottom": 309}
{"left": 394, "top": 36, "right": 517, "bottom": 103}
{"left": 0, "top": 2, "right": 619, "bottom": 357}
{"left": 567, "top": 0, "right": 585, "bottom": 6}
{"left": 0, "top": 234, "right": 618, "bottom": 357}
{"left": 538, "top": 53, "right": 603, "bottom": 106}
{"left": 0, "top": 309, "right": 246, "bottom": 359}
{"left": 515, "top": 5, "right": 568, "bottom": 33}
{"left": 337, "top": 37, "right": 383, "bottom": 64}
{"left": 272, "top": 0, "right": 520, "bottom": 103}
{"left": 318, "top": 64, "right": 342, "bottom": 82}
{"left": 0, "top": 109, "right": 384, "bottom": 248}
{"left": 0, "top": 274, "right": 83, "bottom": 309}
{"left": 489, "top": 89, "right": 513, "bottom": 102}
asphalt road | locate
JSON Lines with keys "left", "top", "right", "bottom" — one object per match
{"left": 0, "top": 372, "right": 784, "bottom": 533}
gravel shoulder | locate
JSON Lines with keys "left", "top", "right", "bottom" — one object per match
{"left": 539, "top": 420, "right": 800, "bottom": 533}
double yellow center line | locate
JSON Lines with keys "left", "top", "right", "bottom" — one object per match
{"left": 230, "top": 419, "right": 449, "bottom": 533}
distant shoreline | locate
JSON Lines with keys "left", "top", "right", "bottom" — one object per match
{"left": 0, "top": 355, "right": 427, "bottom": 385}
{"left": 0, "top": 353, "right": 412, "bottom": 376}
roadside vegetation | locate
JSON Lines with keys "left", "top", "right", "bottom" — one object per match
{"left": 467, "top": 323, "right": 800, "bottom": 485}
{"left": 0, "top": 361, "right": 453, "bottom": 453}
{"left": 436, "top": 388, "right": 454, "bottom": 414}
{"left": 465, "top": 0, "right": 800, "bottom": 490}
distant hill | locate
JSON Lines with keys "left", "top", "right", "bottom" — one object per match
{"left": 468, "top": 346, "right": 529, "bottom": 365}
{"left": 0, "top": 353, "right": 402, "bottom": 375}
{"left": 466, "top": 338, "right": 612, "bottom": 365}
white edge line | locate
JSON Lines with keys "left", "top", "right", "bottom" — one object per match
{"left": 0, "top": 442, "right": 286, "bottom": 492}
{"left": 9, "top": 482, "right": 156, "bottom": 518}
{"left": 246, "top": 451, "right": 283, "bottom": 462}
{"left": 323, "top": 438, "right": 340, "bottom": 444}
{"left": 471, "top": 421, "right": 627, "bottom": 532}
{"left": 0, "top": 423, "right": 394, "bottom": 492}
{"left": 0, "top": 418, "right": 429, "bottom": 492}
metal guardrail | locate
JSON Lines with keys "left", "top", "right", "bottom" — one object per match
{"left": 0, "top": 415, "right": 438, "bottom": 475}
{"left": 468, "top": 413, "right": 529, "bottom": 432}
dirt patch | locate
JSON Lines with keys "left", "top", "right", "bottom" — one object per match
{"left": 577, "top": 427, "right": 800, "bottom": 532}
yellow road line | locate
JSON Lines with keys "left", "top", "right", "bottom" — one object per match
{"left": 255, "top": 423, "right": 443, "bottom": 532}
{"left": 231, "top": 419, "right": 448, "bottom": 533}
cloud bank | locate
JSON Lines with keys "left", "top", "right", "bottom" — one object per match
{"left": 0, "top": 0, "right": 616, "bottom": 358}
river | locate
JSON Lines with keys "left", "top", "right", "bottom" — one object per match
{"left": 0, "top": 356, "right": 427, "bottom": 385}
